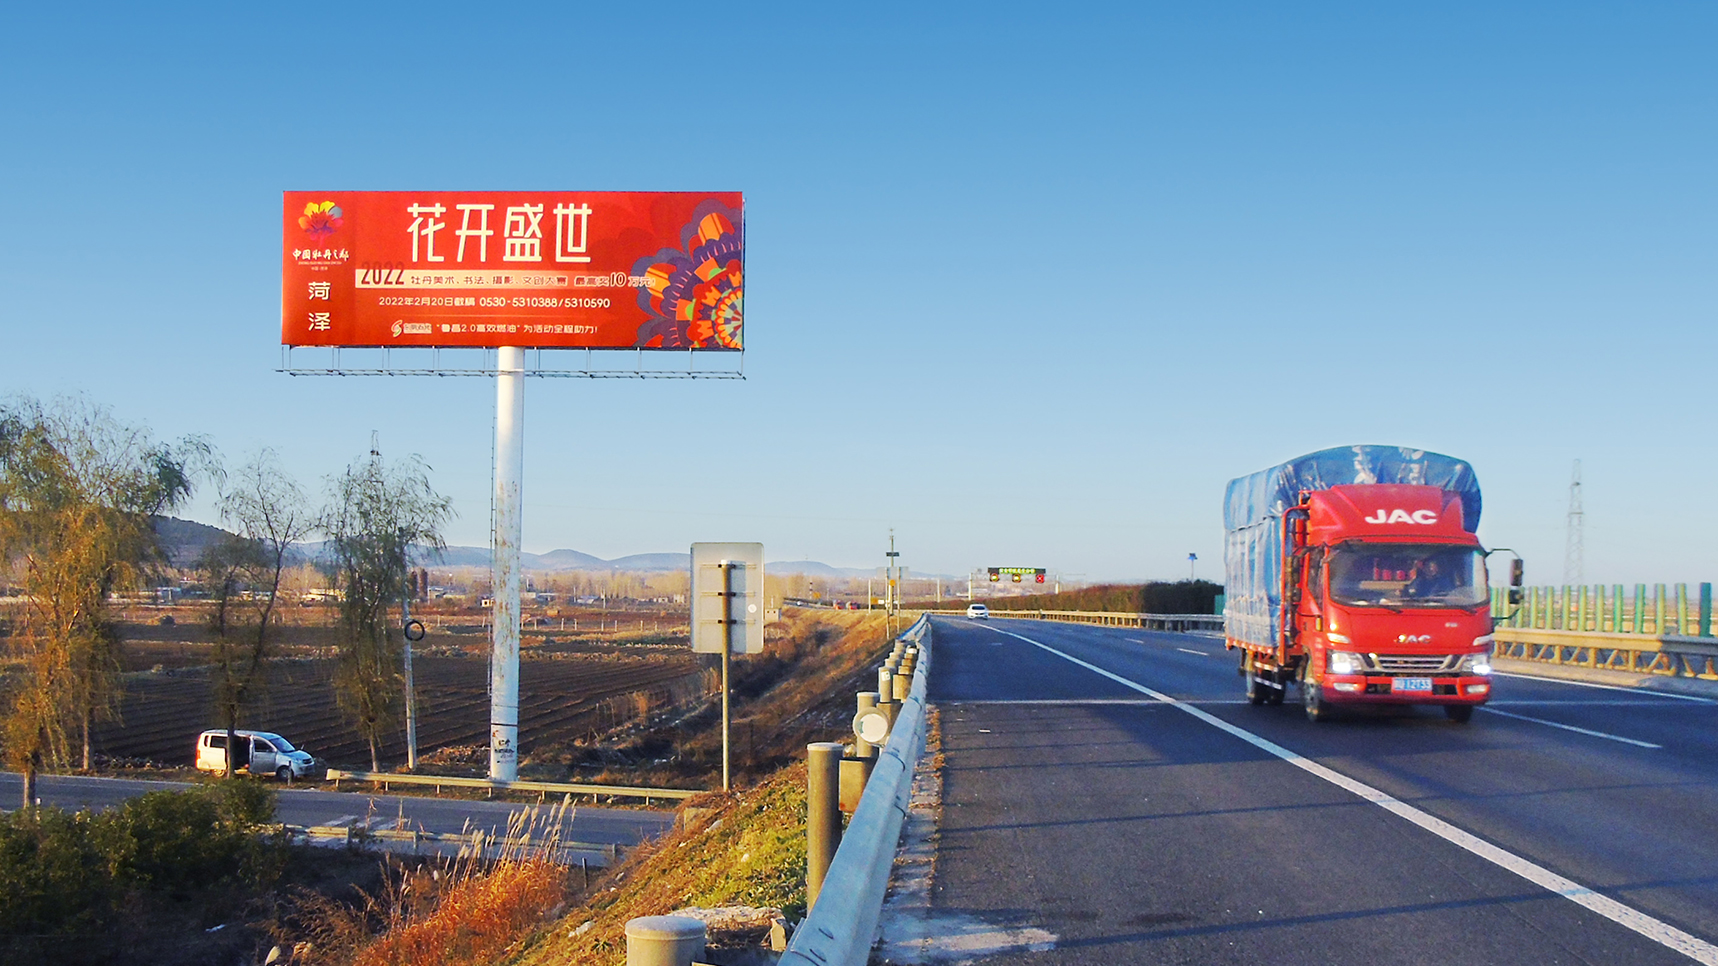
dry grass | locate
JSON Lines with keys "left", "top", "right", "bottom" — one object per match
{"left": 279, "top": 805, "right": 578, "bottom": 966}
{"left": 514, "top": 763, "right": 810, "bottom": 966}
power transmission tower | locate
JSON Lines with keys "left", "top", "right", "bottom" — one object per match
{"left": 1564, "top": 459, "right": 1584, "bottom": 585}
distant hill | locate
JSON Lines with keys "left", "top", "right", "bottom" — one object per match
{"left": 151, "top": 516, "right": 232, "bottom": 568}
{"left": 152, "top": 517, "right": 897, "bottom": 577}
{"left": 767, "top": 559, "right": 875, "bottom": 578}
{"left": 536, "top": 548, "right": 608, "bottom": 570}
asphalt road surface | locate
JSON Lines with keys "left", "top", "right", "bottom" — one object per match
{"left": 0, "top": 772, "right": 673, "bottom": 861}
{"left": 927, "top": 615, "right": 1718, "bottom": 965}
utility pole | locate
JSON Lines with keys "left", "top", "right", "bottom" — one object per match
{"left": 1565, "top": 459, "right": 1584, "bottom": 585}
{"left": 1189, "top": 552, "right": 1198, "bottom": 582}
{"left": 885, "top": 530, "right": 901, "bottom": 618}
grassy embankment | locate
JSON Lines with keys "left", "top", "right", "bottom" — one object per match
{"left": 281, "top": 608, "right": 898, "bottom": 966}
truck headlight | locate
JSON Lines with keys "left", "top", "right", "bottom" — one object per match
{"left": 1457, "top": 653, "right": 1492, "bottom": 675}
{"left": 1328, "top": 651, "right": 1366, "bottom": 675}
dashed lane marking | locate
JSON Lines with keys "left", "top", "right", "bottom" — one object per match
{"left": 1176, "top": 647, "right": 1213, "bottom": 657}
{"left": 993, "top": 626, "right": 1718, "bottom": 966}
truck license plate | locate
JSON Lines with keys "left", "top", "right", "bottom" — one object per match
{"left": 1394, "top": 677, "right": 1432, "bottom": 692}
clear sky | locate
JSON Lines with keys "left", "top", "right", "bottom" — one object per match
{"left": 1, "top": 3, "right": 1712, "bottom": 585}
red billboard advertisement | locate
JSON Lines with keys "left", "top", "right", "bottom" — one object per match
{"left": 281, "top": 191, "right": 743, "bottom": 350}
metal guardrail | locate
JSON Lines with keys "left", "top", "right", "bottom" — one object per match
{"left": 923, "top": 607, "right": 1224, "bottom": 632}
{"left": 1495, "top": 581, "right": 1716, "bottom": 638}
{"left": 781, "top": 615, "right": 932, "bottom": 966}
{"left": 1494, "top": 627, "right": 1718, "bottom": 680}
{"left": 324, "top": 768, "right": 700, "bottom": 802}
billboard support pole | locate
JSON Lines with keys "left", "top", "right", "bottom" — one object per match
{"left": 490, "top": 346, "right": 525, "bottom": 782}
{"left": 719, "top": 560, "right": 733, "bottom": 792}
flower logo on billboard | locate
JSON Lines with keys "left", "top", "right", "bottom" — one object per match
{"left": 298, "top": 200, "right": 344, "bottom": 241}
{"left": 632, "top": 200, "right": 744, "bottom": 350}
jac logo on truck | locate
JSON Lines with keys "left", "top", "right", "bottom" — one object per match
{"left": 1397, "top": 634, "right": 1432, "bottom": 643}
{"left": 1363, "top": 509, "right": 1439, "bottom": 525}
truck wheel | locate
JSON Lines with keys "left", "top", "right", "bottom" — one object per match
{"left": 276, "top": 766, "right": 293, "bottom": 783}
{"left": 1266, "top": 685, "right": 1285, "bottom": 706}
{"left": 1246, "top": 676, "right": 1269, "bottom": 705}
{"left": 1444, "top": 705, "right": 1474, "bottom": 723}
{"left": 1303, "top": 685, "right": 1330, "bottom": 723}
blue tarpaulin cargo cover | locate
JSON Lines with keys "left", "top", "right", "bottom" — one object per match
{"left": 1222, "top": 446, "right": 1482, "bottom": 649}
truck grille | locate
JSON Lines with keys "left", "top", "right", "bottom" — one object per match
{"left": 1368, "top": 654, "right": 1460, "bottom": 674}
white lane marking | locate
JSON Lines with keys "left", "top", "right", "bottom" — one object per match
{"left": 1176, "top": 647, "right": 1213, "bottom": 657}
{"left": 322, "top": 814, "right": 360, "bottom": 828}
{"left": 1494, "top": 671, "right": 1718, "bottom": 704}
{"left": 1126, "top": 637, "right": 1147, "bottom": 644}
{"left": 952, "top": 699, "right": 1162, "bottom": 705}
{"left": 993, "top": 627, "right": 1718, "bottom": 965}
{"left": 1480, "top": 708, "right": 1662, "bottom": 749}
{"left": 950, "top": 698, "right": 1251, "bottom": 706}
{"left": 1492, "top": 699, "right": 1701, "bottom": 706}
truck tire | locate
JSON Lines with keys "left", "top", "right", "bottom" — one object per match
{"left": 276, "top": 765, "right": 293, "bottom": 783}
{"left": 1444, "top": 705, "right": 1474, "bottom": 723}
{"left": 1247, "top": 676, "right": 1269, "bottom": 705}
{"left": 1303, "top": 684, "right": 1330, "bottom": 723}
{"left": 1266, "top": 685, "right": 1285, "bottom": 706}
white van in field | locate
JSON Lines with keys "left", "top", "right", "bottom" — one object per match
{"left": 195, "top": 730, "right": 319, "bottom": 781}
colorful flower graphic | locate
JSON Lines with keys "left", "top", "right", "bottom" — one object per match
{"left": 298, "top": 200, "right": 343, "bottom": 241}
{"left": 632, "top": 200, "right": 744, "bottom": 349}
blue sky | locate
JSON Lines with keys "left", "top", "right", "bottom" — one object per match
{"left": 0, "top": 3, "right": 1712, "bottom": 584}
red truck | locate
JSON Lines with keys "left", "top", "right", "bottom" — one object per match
{"left": 1223, "top": 446, "right": 1522, "bottom": 722}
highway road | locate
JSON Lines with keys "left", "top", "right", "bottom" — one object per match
{"left": 0, "top": 772, "right": 673, "bottom": 862}
{"left": 923, "top": 615, "right": 1718, "bottom": 965}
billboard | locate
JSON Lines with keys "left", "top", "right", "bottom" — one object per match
{"left": 989, "top": 567, "right": 1047, "bottom": 584}
{"left": 281, "top": 191, "right": 743, "bottom": 350}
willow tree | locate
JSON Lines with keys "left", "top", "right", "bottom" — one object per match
{"left": 0, "top": 397, "right": 202, "bottom": 806}
{"left": 203, "top": 449, "right": 312, "bottom": 777}
{"left": 322, "top": 448, "right": 450, "bottom": 771}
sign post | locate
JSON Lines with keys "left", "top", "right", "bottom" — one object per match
{"left": 691, "top": 543, "right": 764, "bottom": 791}
{"left": 720, "top": 560, "right": 733, "bottom": 791}
{"left": 490, "top": 346, "right": 525, "bottom": 781}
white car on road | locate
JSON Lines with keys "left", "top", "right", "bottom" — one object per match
{"left": 195, "top": 730, "right": 320, "bottom": 781}
{"left": 965, "top": 604, "right": 990, "bottom": 619}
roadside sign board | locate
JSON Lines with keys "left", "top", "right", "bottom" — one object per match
{"left": 691, "top": 542, "right": 765, "bottom": 655}
{"left": 282, "top": 190, "right": 744, "bottom": 350}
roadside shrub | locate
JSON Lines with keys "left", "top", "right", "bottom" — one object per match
{"left": 0, "top": 781, "right": 283, "bottom": 965}
{"left": 0, "top": 808, "right": 117, "bottom": 946}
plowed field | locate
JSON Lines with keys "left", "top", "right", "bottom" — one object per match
{"left": 91, "top": 654, "right": 701, "bottom": 768}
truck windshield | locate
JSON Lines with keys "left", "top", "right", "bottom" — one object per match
{"left": 1328, "top": 544, "right": 1488, "bottom": 608}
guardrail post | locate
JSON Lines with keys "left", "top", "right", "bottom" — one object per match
{"left": 838, "top": 754, "right": 873, "bottom": 814}
{"left": 806, "top": 742, "right": 844, "bottom": 909}
{"left": 876, "top": 668, "right": 896, "bottom": 724}
{"left": 1700, "top": 583, "right": 1712, "bottom": 638}
{"left": 625, "top": 915, "right": 706, "bottom": 966}
{"left": 853, "top": 692, "right": 879, "bottom": 759}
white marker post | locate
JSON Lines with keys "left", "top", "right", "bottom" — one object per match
{"left": 491, "top": 346, "right": 525, "bottom": 781}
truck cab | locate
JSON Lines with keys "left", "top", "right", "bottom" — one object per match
{"left": 1282, "top": 484, "right": 1496, "bottom": 721}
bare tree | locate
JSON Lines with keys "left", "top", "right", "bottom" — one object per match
{"left": 322, "top": 447, "right": 451, "bottom": 771}
{"left": 0, "top": 396, "right": 202, "bottom": 806}
{"left": 203, "top": 450, "right": 311, "bottom": 778}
